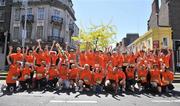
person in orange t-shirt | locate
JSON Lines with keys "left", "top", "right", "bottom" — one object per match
{"left": 19, "top": 63, "right": 32, "bottom": 91}
{"left": 77, "top": 64, "right": 92, "bottom": 91}
{"left": 49, "top": 51, "right": 59, "bottom": 66}
{"left": 137, "top": 65, "right": 148, "bottom": 91}
{"left": 161, "top": 68, "right": 174, "bottom": 92}
{"left": 34, "top": 61, "right": 47, "bottom": 89}
{"left": 105, "top": 66, "right": 118, "bottom": 94}
{"left": 117, "top": 66, "right": 126, "bottom": 92}
{"left": 68, "top": 64, "right": 80, "bottom": 90}
{"left": 79, "top": 51, "right": 87, "bottom": 67}
{"left": 57, "top": 63, "right": 70, "bottom": 90}
{"left": 92, "top": 64, "right": 104, "bottom": 94}
{"left": 7, "top": 46, "right": 23, "bottom": 64}
{"left": 46, "top": 65, "right": 59, "bottom": 89}
{"left": 111, "top": 51, "right": 119, "bottom": 67}
{"left": 125, "top": 65, "right": 136, "bottom": 92}
{"left": 6, "top": 63, "right": 21, "bottom": 92}
{"left": 86, "top": 50, "right": 95, "bottom": 67}
{"left": 149, "top": 64, "right": 162, "bottom": 93}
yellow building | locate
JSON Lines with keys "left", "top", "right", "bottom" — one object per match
{"left": 128, "top": 27, "right": 172, "bottom": 52}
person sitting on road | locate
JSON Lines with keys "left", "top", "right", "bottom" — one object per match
{"left": 137, "top": 64, "right": 149, "bottom": 92}
{"left": 161, "top": 67, "right": 174, "bottom": 93}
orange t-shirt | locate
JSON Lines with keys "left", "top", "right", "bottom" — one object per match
{"left": 117, "top": 70, "right": 126, "bottom": 80}
{"left": 161, "top": 71, "right": 174, "bottom": 86}
{"left": 128, "top": 54, "right": 136, "bottom": 64}
{"left": 150, "top": 69, "right": 161, "bottom": 84}
{"left": 126, "top": 68, "right": 135, "bottom": 79}
{"left": 6, "top": 64, "right": 20, "bottom": 84}
{"left": 93, "top": 72, "right": 104, "bottom": 84}
{"left": 35, "top": 66, "right": 45, "bottom": 80}
{"left": 50, "top": 55, "right": 59, "bottom": 65}
{"left": 79, "top": 52, "right": 87, "bottom": 66}
{"left": 163, "top": 55, "right": 171, "bottom": 68}
{"left": 68, "top": 53, "right": 76, "bottom": 62}
{"left": 137, "top": 70, "right": 148, "bottom": 83}
{"left": 34, "top": 52, "right": 42, "bottom": 65}
{"left": 10, "top": 53, "right": 23, "bottom": 63}
{"left": 68, "top": 68, "right": 79, "bottom": 80}
{"left": 112, "top": 54, "right": 119, "bottom": 67}
{"left": 86, "top": 52, "right": 95, "bottom": 66}
{"left": 46, "top": 68, "right": 59, "bottom": 80}
{"left": 19, "top": 68, "right": 31, "bottom": 81}
{"left": 59, "top": 66, "right": 69, "bottom": 80}
{"left": 80, "top": 70, "right": 92, "bottom": 85}
{"left": 25, "top": 55, "right": 35, "bottom": 64}
{"left": 106, "top": 71, "right": 118, "bottom": 82}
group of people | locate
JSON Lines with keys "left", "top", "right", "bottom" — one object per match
{"left": 4, "top": 40, "right": 174, "bottom": 95}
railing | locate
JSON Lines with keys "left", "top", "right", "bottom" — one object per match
{"left": 47, "top": 36, "right": 64, "bottom": 43}
{"left": 51, "top": 16, "right": 63, "bottom": 24}
{"left": 21, "top": 14, "right": 34, "bottom": 23}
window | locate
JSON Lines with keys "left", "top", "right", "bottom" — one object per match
{"left": 0, "top": 9, "right": 4, "bottom": 20}
{"left": 52, "top": 27, "right": 59, "bottom": 37}
{"left": 14, "top": 9, "right": 20, "bottom": 21}
{"left": 27, "top": 25, "right": 32, "bottom": 39}
{"left": 27, "top": 8, "right": 32, "bottom": 15}
{"left": 38, "top": 8, "right": 44, "bottom": 20}
{"left": 162, "top": 37, "right": 168, "bottom": 47}
{"left": 36, "top": 26, "right": 43, "bottom": 39}
{"left": 0, "top": 0, "right": 5, "bottom": 6}
{"left": 13, "top": 27, "right": 19, "bottom": 40}
{"left": 53, "top": 9, "right": 60, "bottom": 16}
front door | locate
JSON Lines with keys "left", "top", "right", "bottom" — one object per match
{"left": 174, "top": 41, "right": 180, "bottom": 73}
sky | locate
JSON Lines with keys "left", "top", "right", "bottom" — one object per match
{"left": 73, "top": 0, "right": 153, "bottom": 43}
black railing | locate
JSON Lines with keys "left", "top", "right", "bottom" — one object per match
{"left": 47, "top": 36, "right": 64, "bottom": 43}
{"left": 21, "top": 14, "right": 34, "bottom": 23}
{"left": 51, "top": 16, "right": 63, "bottom": 24}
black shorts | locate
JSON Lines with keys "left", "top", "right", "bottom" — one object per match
{"left": 126, "top": 79, "right": 136, "bottom": 85}
{"left": 109, "top": 79, "right": 116, "bottom": 84}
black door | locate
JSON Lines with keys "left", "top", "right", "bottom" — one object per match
{"left": 174, "top": 41, "right": 180, "bottom": 73}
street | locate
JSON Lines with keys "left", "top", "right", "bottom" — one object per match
{"left": 0, "top": 83, "right": 180, "bottom": 106}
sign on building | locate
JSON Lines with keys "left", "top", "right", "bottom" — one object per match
{"left": 153, "top": 40, "right": 159, "bottom": 48}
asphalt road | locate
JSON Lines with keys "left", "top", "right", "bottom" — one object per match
{"left": 0, "top": 83, "right": 180, "bottom": 106}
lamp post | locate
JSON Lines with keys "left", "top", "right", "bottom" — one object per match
{"left": 21, "top": 0, "right": 28, "bottom": 54}
{"left": 3, "top": 31, "right": 8, "bottom": 66}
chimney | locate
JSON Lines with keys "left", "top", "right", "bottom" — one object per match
{"left": 152, "top": 0, "right": 159, "bottom": 14}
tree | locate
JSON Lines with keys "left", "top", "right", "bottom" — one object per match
{"left": 72, "top": 23, "right": 117, "bottom": 51}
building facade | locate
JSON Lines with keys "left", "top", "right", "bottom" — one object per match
{"left": 10, "top": 0, "right": 79, "bottom": 48}
{"left": 128, "top": 27, "right": 172, "bottom": 53}
{"left": 0, "top": 0, "right": 12, "bottom": 67}
{"left": 122, "top": 33, "right": 139, "bottom": 47}
{"left": 147, "top": 0, "right": 180, "bottom": 72}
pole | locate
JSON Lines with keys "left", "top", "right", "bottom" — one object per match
{"left": 22, "top": 0, "right": 28, "bottom": 54}
{"left": 3, "top": 31, "right": 8, "bottom": 66}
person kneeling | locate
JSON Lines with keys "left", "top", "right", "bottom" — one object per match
{"left": 105, "top": 67, "right": 118, "bottom": 94}
{"left": 149, "top": 64, "right": 162, "bottom": 93}
{"left": 137, "top": 65, "right": 149, "bottom": 92}
{"left": 46, "top": 65, "right": 59, "bottom": 90}
{"left": 161, "top": 67, "right": 174, "bottom": 93}
{"left": 19, "top": 63, "right": 32, "bottom": 91}
{"left": 92, "top": 65, "right": 104, "bottom": 94}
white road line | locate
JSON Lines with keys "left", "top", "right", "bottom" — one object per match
{"left": 152, "top": 100, "right": 180, "bottom": 103}
{"left": 50, "top": 100, "right": 97, "bottom": 104}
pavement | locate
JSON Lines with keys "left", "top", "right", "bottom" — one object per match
{"left": 0, "top": 80, "right": 180, "bottom": 106}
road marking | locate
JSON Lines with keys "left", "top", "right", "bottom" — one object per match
{"left": 152, "top": 100, "right": 180, "bottom": 103}
{"left": 50, "top": 100, "right": 97, "bottom": 104}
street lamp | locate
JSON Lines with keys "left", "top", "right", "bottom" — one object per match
{"left": 21, "top": 0, "right": 28, "bottom": 54}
